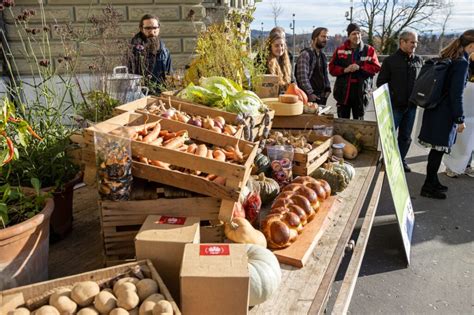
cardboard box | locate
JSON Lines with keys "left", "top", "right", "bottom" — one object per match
{"left": 180, "top": 243, "right": 249, "bottom": 315}
{"left": 135, "top": 215, "right": 200, "bottom": 304}
{"left": 255, "top": 74, "right": 280, "bottom": 98}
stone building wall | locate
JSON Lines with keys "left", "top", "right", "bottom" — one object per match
{"left": 2, "top": 0, "right": 207, "bottom": 74}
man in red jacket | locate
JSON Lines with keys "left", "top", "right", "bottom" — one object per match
{"left": 329, "top": 23, "right": 381, "bottom": 119}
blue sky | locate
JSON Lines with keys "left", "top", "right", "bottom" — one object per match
{"left": 250, "top": 0, "right": 474, "bottom": 35}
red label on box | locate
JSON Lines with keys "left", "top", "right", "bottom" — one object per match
{"left": 199, "top": 245, "right": 230, "bottom": 256}
{"left": 156, "top": 216, "right": 186, "bottom": 225}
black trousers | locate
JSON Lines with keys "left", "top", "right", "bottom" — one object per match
{"left": 336, "top": 83, "right": 364, "bottom": 120}
{"left": 425, "top": 149, "right": 445, "bottom": 186}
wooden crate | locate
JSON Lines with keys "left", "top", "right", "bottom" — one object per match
{"left": 0, "top": 260, "right": 181, "bottom": 315}
{"left": 99, "top": 197, "right": 225, "bottom": 265}
{"left": 114, "top": 96, "right": 275, "bottom": 142}
{"left": 83, "top": 111, "right": 258, "bottom": 221}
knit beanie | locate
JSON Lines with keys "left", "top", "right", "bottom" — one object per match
{"left": 347, "top": 23, "right": 361, "bottom": 36}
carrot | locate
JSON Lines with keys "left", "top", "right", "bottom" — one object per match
{"left": 195, "top": 144, "right": 208, "bottom": 157}
{"left": 178, "top": 144, "right": 189, "bottom": 152}
{"left": 206, "top": 174, "right": 218, "bottom": 181}
{"left": 150, "top": 137, "right": 163, "bottom": 146}
{"left": 213, "top": 149, "right": 226, "bottom": 162}
{"left": 187, "top": 143, "right": 198, "bottom": 154}
{"left": 149, "top": 159, "right": 170, "bottom": 169}
{"left": 206, "top": 149, "right": 214, "bottom": 159}
{"left": 175, "top": 130, "right": 188, "bottom": 137}
{"left": 163, "top": 132, "right": 177, "bottom": 141}
{"left": 143, "top": 122, "right": 161, "bottom": 143}
{"left": 136, "top": 155, "right": 149, "bottom": 164}
{"left": 163, "top": 135, "right": 186, "bottom": 149}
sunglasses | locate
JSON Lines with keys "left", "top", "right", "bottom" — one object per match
{"left": 143, "top": 26, "right": 160, "bottom": 30}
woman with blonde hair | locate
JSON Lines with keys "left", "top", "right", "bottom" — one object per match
{"left": 418, "top": 29, "right": 474, "bottom": 199}
{"left": 266, "top": 31, "right": 292, "bottom": 92}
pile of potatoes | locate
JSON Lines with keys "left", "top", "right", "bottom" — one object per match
{"left": 9, "top": 277, "right": 174, "bottom": 315}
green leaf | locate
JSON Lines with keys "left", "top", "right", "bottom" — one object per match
{"left": 31, "top": 178, "right": 41, "bottom": 194}
{"left": 0, "top": 203, "right": 9, "bottom": 226}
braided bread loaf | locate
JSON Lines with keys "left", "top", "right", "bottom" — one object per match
{"left": 261, "top": 176, "right": 331, "bottom": 249}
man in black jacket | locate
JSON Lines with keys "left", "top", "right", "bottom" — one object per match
{"left": 377, "top": 31, "right": 423, "bottom": 172}
{"left": 127, "top": 14, "right": 172, "bottom": 94}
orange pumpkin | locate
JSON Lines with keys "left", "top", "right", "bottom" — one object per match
{"left": 286, "top": 83, "right": 308, "bottom": 105}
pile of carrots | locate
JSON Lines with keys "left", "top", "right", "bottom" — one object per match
{"left": 110, "top": 120, "right": 247, "bottom": 183}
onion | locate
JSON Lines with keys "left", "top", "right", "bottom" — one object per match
{"left": 214, "top": 120, "right": 224, "bottom": 130}
{"left": 188, "top": 117, "right": 203, "bottom": 128}
{"left": 161, "top": 108, "right": 175, "bottom": 119}
{"left": 214, "top": 116, "right": 226, "bottom": 126}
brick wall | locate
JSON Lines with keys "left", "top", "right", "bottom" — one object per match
{"left": 2, "top": 0, "right": 207, "bottom": 74}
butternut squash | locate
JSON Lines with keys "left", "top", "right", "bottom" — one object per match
{"left": 333, "top": 135, "right": 358, "bottom": 159}
{"left": 224, "top": 217, "right": 267, "bottom": 247}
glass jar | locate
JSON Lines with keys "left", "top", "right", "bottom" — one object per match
{"left": 332, "top": 143, "right": 345, "bottom": 159}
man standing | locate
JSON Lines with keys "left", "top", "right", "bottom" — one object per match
{"left": 376, "top": 31, "right": 422, "bottom": 172}
{"left": 127, "top": 14, "right": 172, "bottom": 94}
{"left": 295, "top": 27, "right": 331, "bottom": 105}
{"left": 329, "top": 23, "right": 381, "bottom": 119}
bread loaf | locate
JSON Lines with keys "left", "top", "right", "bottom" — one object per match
{"left": 261, "top": 177, "right": 332, "bottom": 249}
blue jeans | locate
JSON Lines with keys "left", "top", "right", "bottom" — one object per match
{"left": 393, "top": 106, "right": 417, "bottom": 163}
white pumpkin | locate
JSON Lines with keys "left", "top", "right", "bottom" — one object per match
{"left": 246, "top": 244, "right": 282, "bottom": 306}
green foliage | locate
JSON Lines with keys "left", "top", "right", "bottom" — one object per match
{"left": 184, "top": 7, "right": 267, "bottom": 91}
{"left": 77, "top": 90, "right": 120, "bottom": 123}
{"left": 0, "top": 179, "right": 49, "bottom": 228}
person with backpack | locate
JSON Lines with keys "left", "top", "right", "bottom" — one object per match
{"left": 376, "top": 31, "right": 423, "bottom": 172}
{"left": 264, "top": 30, "right": 292, "bottom": 93}
{"left": 295, "top": 27, "right": 331, "bottom": 105}
{"left": 329, "top": 23, "right": 381, "bottom": 120}
{"left": 418, "top": 30, "right": 474, "bottom": 199}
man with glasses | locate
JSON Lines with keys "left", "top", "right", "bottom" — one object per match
{"left": 127, "top": 14, "right": 172, "bottom": 94}
{"left": 377, "top": 31, "right": 423, "bottom": 172}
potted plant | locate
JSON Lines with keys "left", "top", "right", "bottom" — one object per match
{"left": 0, "top": 98, "right": 54, "bottom": 290}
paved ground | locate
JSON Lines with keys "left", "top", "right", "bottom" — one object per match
{"left": 325, "top": 96, "right": 473, "bottom": 314}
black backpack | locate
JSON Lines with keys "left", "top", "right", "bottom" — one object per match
{"left": 409, "top": 58, "right": 452, "bottom": 109}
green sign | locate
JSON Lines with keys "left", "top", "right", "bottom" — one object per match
{"left": 373, "top": 84, "right": 415, "bottom": 264}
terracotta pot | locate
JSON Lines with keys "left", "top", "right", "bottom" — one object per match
{"left": 47, "top": 173, "right": 83, "bottom": 242}
{"left": 0, "top": 198, "right": 54, "bottom": 290}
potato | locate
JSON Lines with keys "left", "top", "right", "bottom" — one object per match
{"left": 116, "top": 290, "right": 139, "bottom": 310}
{"left": 8, "top": 308, "right": 30, "bottom": 315}
{"left": 109, "top": 308, "right": 129, "bottom": 315}
{"left": 77, "top": 307, "right": 99, "bottom": 315}
{"left": 138, "top": 294, "right": 165, "bottom": 315}
{"left": 33, "top": 305, "right": 59, "bottom": 315}
{"left": 113, "top": 277, "right": 139, "bottom": 294}
{"left": 129, "top": 308, "right": 139, "bottom": 315}
{"left": 49, "top": 288, "right": 77, "bottom": 314}
{"left": 136, "top": 279, "right": 158, "bottom": 301}
{"left": 71, "top": 281, "right": 100, "bottom": 307}
{"left": 94, "top": 290, "right": 117, "bottom": 314}
{"left": 115, "top": 282, "right": 137, "bottom": 296}
{"left": 152, "top": 300, "right": 173, "bottom": 315}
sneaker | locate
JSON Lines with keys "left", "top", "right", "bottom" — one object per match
{"left": 465, "top": 167, "right": 474, "bottom": 178}
{"left": 403, "top": 162, "right": 412, "bottom": 173}
{"left": 445, "top": 168, "right": 459, "bottom": 178}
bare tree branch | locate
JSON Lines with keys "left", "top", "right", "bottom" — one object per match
{"left": 270, "top": 0, "right": 284, "bottom": 27}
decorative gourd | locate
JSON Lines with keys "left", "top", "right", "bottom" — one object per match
{"left": 336, "top": 161, "right": 355, "bottom": 181}
{"left": 286, "top": 83, "right": 308, "bottom": 105}
{"left": 224, "top": 217, "right": 267, "bottom": 247}
{"left": 246, "top": 244, "right": 282, "bottom": 306}
{"left": 333, "top": 135, "right": 358, "bottom": 159}
{"left": 311, "top": 163, "right": 349, "bottom": 193}
{"left": 253, "top": 153, "right": 271, "bottom": 175}
{"left": 251, "top": 173, "right": 280, "bottom": 204}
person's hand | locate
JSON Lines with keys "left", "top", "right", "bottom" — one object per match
{"left": 457, "top": 123, "right": 466, "bottom": 133}
{"left": 352, "top": 64, "right": 360, "bottom": 71}
{"left": 308, "top": 94, "right": 320, "bottom": 103}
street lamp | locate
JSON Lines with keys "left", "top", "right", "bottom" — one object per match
{"left": 289, "top": 13, "right": 296, "bottom": 80}
{"left": 261, "top": 22, "right": 264, "bottom": 38}
{"left": 345, "top": 0, "right": 354, "bottom": 23}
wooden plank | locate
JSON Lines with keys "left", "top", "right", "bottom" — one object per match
{"left": 293, "top": 150, "right": 331, "bottom": 176}
{"left": 273, "top": 196, "right": 341, "bottom": 268}
{"left": 132, "top": 162, "right": 241, "bottom": 201}
{"left": 332, "top": 169, "right": 385, "bottom": 314}
{"left": 249, "top": 151, "right": 380, "bottom": 315}
{"left": 113, "top": 96, "right": 150, "bottom": 115}
{"left": 308, "top": 152, "right": 381, "bottom": 315}
{"left": 218, "top": 199, "right": 236, "bottom": 223}
{"left": 272, "top": 114, "right": 334, "bottom": 129}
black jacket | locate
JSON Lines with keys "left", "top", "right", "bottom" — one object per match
{"left": 376, "top": 49, "right": 423, "bottom": 109}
